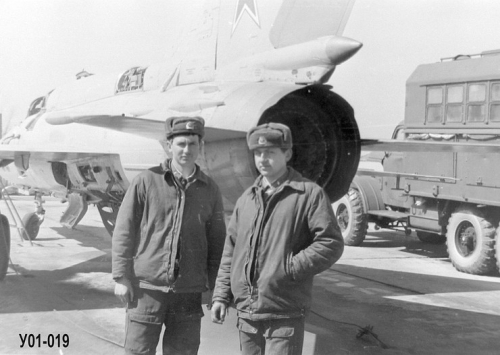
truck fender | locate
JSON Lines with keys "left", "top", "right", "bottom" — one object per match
{"left": 351, "top": 175, "right": 385, "bottom": 213}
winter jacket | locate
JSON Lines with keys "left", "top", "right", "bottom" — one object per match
{"left": 112, "top": 159, "right": 226, "bottom": 293}
{"left": 212, "top": 168, "right": 344, "bottom": 320}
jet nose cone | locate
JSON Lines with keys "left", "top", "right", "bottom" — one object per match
{"left": 325, "top": 36, "right": 363, "bottom": 65}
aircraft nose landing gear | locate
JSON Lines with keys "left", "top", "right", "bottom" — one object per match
{"left": 21, "top": 194, "right": 45, "bottom": 241}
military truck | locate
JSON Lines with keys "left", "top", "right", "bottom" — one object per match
{"left": 333, "top": 50, "right": 500, "bottom": 275}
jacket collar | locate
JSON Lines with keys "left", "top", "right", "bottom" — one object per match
{"left": 160, "top": 159, "right": 209, "bottom": 185}
{"left": 251, "top": 167, "right": 305, "bottom": 195}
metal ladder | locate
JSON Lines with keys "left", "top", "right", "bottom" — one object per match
{"left": 0, "top": 179, "right": 33, "bottom": 245}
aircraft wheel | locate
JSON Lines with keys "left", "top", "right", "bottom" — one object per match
{"left": 416, "top": 231, "right": 446, "bottom": 244}
{"left": 0, "top": 213, "right": 11, "bottom": 281}
{"left": 22, "top": 212, "right": 41, "bottom": 240}
{"left": 446, "top": 208, "right": 496, "bottom": 275}
{"left": 332, "top": 188, "right": 368, "bottom": 246}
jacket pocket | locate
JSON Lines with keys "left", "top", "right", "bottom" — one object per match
{"left": 125, "top": 312, "right": 162, "bottom": 354}
{"left": 285, "top": 252, "right": 296, "bottom": 281}
{"left": 237, "top": 318, "right": 258, "bottom": 334}
{"left": 127, "top": 311, "right": 162, "bottom": 326}
{"left": 134, "top": 223, "right": 149, "bottom": 257}
{"left": 265, "top": 326, "right": 295, "bottom": 338}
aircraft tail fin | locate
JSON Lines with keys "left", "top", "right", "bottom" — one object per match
{"left": 169, "top": 0, "right": 220, "bottom": 85}
{"left": 171, "top": 0, "right": 359, "bottom": 85}
{"left": 215, "top": 0, "right": 360, "bottom": 81}
{"left": 269, "top": 0, "right": 356, "bottom": 48}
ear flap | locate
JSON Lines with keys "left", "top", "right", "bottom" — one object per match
{"left": 285, "top": 148, "right": 293, "bottom": 163}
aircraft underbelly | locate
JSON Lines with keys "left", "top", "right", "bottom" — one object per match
{"left": 0, "top": 161, "right": 65, "bottom": 193}
{"left": 0, "top": 122, "right": 165, "bottom": 196}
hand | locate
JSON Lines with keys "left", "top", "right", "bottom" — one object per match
{"left": 211, "top": 301, "right": 228, "bottom": 324}
{"left": 114, "top": 277, "right": 134, "bottom": 303}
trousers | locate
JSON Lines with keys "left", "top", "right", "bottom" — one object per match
{"left": 124, "top": 288, "right": 203, "bottom": 355}
{"left": 237, "top": 317, "right": 305, "bottom": 355}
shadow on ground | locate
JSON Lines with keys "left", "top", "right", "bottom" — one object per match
{"left": 305, "top": 264, "right": 500, "bottom": 355}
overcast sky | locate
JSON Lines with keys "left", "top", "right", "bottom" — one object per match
{"left": 1, "top": 0, "right": 500, "bottom": 138}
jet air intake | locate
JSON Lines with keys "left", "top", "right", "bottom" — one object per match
{"left": 260, "top": 85, "right": 360, "bottom": 202}
{"left": 203, "top": 84, "right": 360, "bottom": 208}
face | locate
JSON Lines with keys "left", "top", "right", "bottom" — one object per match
{"left": 253, "top": 147, "right": 292, "bottom": 182}
{"left": 166, "top": 135, "right": 201, "bottom": 168}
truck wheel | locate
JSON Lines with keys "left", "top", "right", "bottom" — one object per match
{"left": 495, "top": 228, "right": 500, "bottom": 272}
{"left": 416, "top": 231, "right": 446, "bottom": 244}
{"left": 332, "top": 188, "right": 368, "bottom": 246}
{"left": 446, "top": 208, "right": 496, "bottom": 275}
{"left": 0, "top": 214, "right": 11, "bottom": 281}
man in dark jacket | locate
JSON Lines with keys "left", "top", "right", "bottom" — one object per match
{"left": 112, "top": 116, "right": 226, "bottom": 355}
{"left": 211, "top": 122, "right": 344, "bottom": 355}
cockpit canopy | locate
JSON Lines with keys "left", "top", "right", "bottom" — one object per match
{"left": 116, "top": 66, "right": 147, "bottom": 93}
{"left": 27, "top": 96, "right": 46, "bottom": 117}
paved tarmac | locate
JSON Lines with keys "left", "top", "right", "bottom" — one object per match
{"left": 1, "top": 195, "right": 500, "bottom": 354}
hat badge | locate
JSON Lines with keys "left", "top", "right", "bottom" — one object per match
{"left": 258, "top": 136, "right": 267, "bottom": 145}
{"left": 186, "top": 121, "right": 195, "bottom": 129}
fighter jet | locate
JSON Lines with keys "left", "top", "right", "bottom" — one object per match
{"left": 0, "top": 0, "right": 363, "bottom": 251}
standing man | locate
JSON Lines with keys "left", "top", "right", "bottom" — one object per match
{"left": 211, "top": 123, "right": 344, "bottom": 355}
{"left": 112, "top": 116, "right": 226, "bottom": 355}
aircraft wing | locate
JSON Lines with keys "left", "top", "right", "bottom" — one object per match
{"left": 361, "top": 138, "right": 500, "bottom": 154}
{"left": 44, "top": 113, "right": 246, "bottom": 142}
{"left": 0, "top": 145, "right": 118, "bottom": 163}
{"left": 45, "top": 114, "right": 166, "bottom": 141}
{"left": 42, "top": 81, "right": 304, "bottom": 142}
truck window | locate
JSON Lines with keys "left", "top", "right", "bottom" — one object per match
{"left": 426, "top": 86, "right": 443, "bottom": 124}
{"left": 490, "top": 82, "right": 500, "bottom": 122}
{"left": 446, "top": 85, "right": 463, "bottom": 123}
{"left": 467, "top": 83, "right": 486, "bottom": 122}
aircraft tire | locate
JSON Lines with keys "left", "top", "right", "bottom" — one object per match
{"left": 21, "top": 212, "right": 40, "bottom": 241}
{"left": 416, "top": 231, "right": 446, "bottom": 244}
{"left": 446, "top": 207, "right": 496, "bottom": 275}
{"left": 332, "top": 188, "right": 367, "bottom": 246}
{"left": 0, "top": 213, "right": 11, "bottom": 281}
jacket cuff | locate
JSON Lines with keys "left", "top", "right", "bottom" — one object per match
{"left": 211, "top": 296, "right": 229, "bottom": 306}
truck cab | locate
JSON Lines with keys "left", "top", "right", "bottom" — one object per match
{"left": 333, "top": 50, "right": 500, "bottom": 275}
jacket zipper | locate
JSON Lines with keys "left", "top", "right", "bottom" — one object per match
{"left": 247, "top": 187, "right": 273, "bottom": 285}
{"left": 247, "top": 184, "right": 287, "bottom": 284}
{"left": 168, "top": 185, "right": 183, "bottom": 281}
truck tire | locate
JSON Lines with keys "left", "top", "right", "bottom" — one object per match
{"left": 416, "top": 231, "right": 446, "bottom": 244}
{"left": 495, "top": 228, "right": 500, "bottom": 272}
{"left": 446, "top": 208, "right": 496, "bottom": 275}
{"left": 0, "top": 214, "right": 11, "bottom": 281}
{"left": 332, "top": 188, "right": 368, "bottom": 246}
